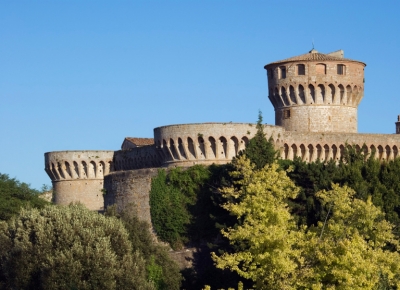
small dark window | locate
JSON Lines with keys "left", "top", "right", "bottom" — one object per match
{"left": 297, "top": 64, "right": 305, "bottom": 75}
{"left": 284, "top": 109, "right": 291, "bottom": 119}
{"left": 279, "top": 66, "right": 286, "bottom": 79}
{"left": 337, "top": 64, "right": 345, "bottom": 75}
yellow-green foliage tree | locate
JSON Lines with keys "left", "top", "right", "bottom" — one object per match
{"left": 212, "top": 156, "right": 304, "bottom": 289}
{"left": 212, "top": 155, "right": 400, "bottom": 289}
{"left": 0, "top": 205, "right": 154, "bottom": 290}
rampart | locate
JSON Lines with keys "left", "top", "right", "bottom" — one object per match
{"left": 44, "top": 150, "right": 114, "bottom": 210}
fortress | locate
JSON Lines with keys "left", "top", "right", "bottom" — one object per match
{"left": 45, "top": 49, "right": 400, "bottom": 223}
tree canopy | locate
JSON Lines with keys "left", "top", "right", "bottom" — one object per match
{"left": 212, "top": 155, "right": 400, "bottom": 289}
{"left": 0, "top": 173, "right": 49, "bottom": 221}
{"left": 0, "top": 204, "right": 155, "bottom": 290}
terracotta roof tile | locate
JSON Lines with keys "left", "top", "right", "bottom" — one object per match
{"left": 265, "top": 49, "right": 365, "bottom": 67}
{"left": 124, "top": 138, "right": 154, "bottom": 146}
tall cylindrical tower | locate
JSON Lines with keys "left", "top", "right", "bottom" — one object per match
{"left": 264, "top": 49, "right": 366, "bottom": 133}
{"left": 396, "top": 115, "right": 400, "bottom": 134}
{"left": 44, "top": 151, "right": 114, "bottom": 210}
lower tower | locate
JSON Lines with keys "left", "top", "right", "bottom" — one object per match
{"left": 44, "top": 150, "right": 114, "bottom": 210}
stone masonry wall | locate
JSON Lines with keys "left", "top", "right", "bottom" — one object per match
{"left": 103, "top": 168, "right": 159, "bottom": 224}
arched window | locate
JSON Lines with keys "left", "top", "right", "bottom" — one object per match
{"left": 297, "top": 64, "right": 305, "bottom": 75}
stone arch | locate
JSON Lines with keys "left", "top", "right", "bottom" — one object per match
{"left": 283, "top": 143, "right": 290, "bottom": 159}
{"left": 291, "top": 144, "right": 298, "bottom": 159}
{"left": 197, "top": 136, "right": 206, "bottom": 159}
{"left": 219, "top": 137, "right": 228, "bottom": 159}
{"left": 57, "top": 162, "right": 65, "bottom": 179}
{"left": 346, "top": 85, "right": 353, "bottom": 105}
{"left": 317, "top": 84, "right": 325, "bottom": 104}
{"left": 393, "top": 146, "right": 398, "bottom": 159}
{"left": 73, "top": 161, "right": 79, "bottom": 177}
{"left": 308, "top": 144, "right": 314, "bottom": 162}
{"left": 281, "top": 86, "right": 289, "bottom": 106}
{"left": 208, "top": 137, "right": 217, "bottom": 159}
{"left": 89, "top": 161, "right": 96, "bottom": 178}
{"left": 316, "top": 144, "right": 323, "bottom": 160}
{"left": 239, "top": 136, "right": 248, "bottom": 151}
{"left": 170, "top": 138, "right": 180, "bottom": 160}
{"left": 178, "top": 138, "right": 187, "bottom": 159}
{"left": 328, "top": 84, "right": 335, "bottom": 104}
{"left": 339, "top": 145, "right": 345, "bottom": 160}
{"left": 99, "top": 161, "right": 105, "bottom": 177}
{"left": 298, "top": 84, "right": 305, "bottom": 104}
{"left": 308, "top": 84, "right": 315, "bottom": 104}
{"left": 187, "top": 137, "right": 196, "bottom": 159}
{"left": 289, "top": 85, "right": 296, "bottom": 104}
{"left": 338, "top": 84, "right": 345, "bottom": 104}
{"left": 163, "top": 139, "right": 173, "bottom": 161}
{"left": 51, "top": 162, "right": 60, "bottom": 180}
{"left": 300, "top": 144, "right": 307, "bottom": 161}
{"left": 378, "top": 145, "right": 385, "bottom": 161}
{"left": 228, "top": 136, "right": 239, "bottom": 159}
{"left": 332, "top": 144, "right": 338, "bottom": 160}
{"left": 386, "top": 145, "right": 393, "bottom": 160}
{"left": 370, "top": 145, "right": 377, "bottom": 159}
{"left": 64, "top": 161, "right": 72, "bottom": 179}
{"left": 323, "top": 144, "right": 330, "bottom": 161}
{"left": 275, "top": 87, "right": 283, "bottom": 107}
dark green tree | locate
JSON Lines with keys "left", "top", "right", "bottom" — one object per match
{"left": 0, "top": 173, "right": 49, "bottom": 221}
{"left": 239, "top": 111, "right": 277, "bottom": 169}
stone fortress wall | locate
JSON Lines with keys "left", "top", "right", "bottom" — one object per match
{"left": 44, "top": 48, "right": 400, "bottom": 222}
{"left": 44, "top": 151, "right": 114, "bottom": 210}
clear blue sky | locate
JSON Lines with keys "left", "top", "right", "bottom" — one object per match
{"left": 1, "top": 1, "right": 399, "bottom": 189}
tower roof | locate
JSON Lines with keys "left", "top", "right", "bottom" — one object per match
{"left": 264, "top": 49, "right": 366, "bottom": 68}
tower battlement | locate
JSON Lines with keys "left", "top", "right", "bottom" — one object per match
{"left": 264, "top": 49, "right": 366, "bottom": 133}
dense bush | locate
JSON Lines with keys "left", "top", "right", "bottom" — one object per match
{"left": 105, "top": 205, "right": 182, "bottom": 290}
{"left": 0, "top": 204, "right": 154, "bottom": 290}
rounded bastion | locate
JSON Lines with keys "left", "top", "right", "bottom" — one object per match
{"left": 264, "top": 49, "right": 366, "bottom": 133}
{"left": 44, "top": 150, "right": 114, "bottom": 210}
{"left": 153, "top": 122, "right": 285, "bottom": 167}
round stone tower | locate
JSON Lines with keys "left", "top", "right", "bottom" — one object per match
{"left": 396, "top": 115, "right": 400, "bottom": 134}
{"left": 45, "top": 151, "right": 114, "bottom": 210}
{"left": 264, "top": 49, "right": 366, "bottom": 133}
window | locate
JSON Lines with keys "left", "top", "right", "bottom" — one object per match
{"left": 279, "top": 66, "right": 286, "bottom": 79}
{"left": 284, "top": 109, "right": 291, "bottom": 119}
{"left": 297, "top": 64, "right": 305, "bottom": 75}
{"left": 337, "top": 64, "right": 346, "bottom": 75}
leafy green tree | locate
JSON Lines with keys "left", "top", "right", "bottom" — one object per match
{"left": 212, "top": 155, "right": 400, "bottom": 289}
{"left": 0, "top": 173, "right": 49, "bottom": 220}
{"left": 212, "top": 155, "right": 303, "bottom": 289}
{"left": 0, "top": 204, "right": 154, "bottom": 290}
{"left": 300, "top": 184, "right": 400, "bottom": 289}
{"left": 238, "top": 111, "right": 277, "bottom": 169}
{"left": 106, "top": 205, "right": 182, "bottom": 290}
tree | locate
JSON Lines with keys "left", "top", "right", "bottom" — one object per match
{"left": 212, "top": 155, "right": 400, "bottom": 289}
{"left": 0, "top": 204, "right": 154, "bottom": 290}
{"left": 238, "top": 111, "right": 277, "bottom": 169}
{"left": 105, "top": 205, "right": 182, "bottom": 290}
{"left": 0, "top": 173, "right": 49, "bottom": 220}
{"left": 212, "top": 155, "right": 303, "bottom": 289}
{"left": 300, "top": 184, "right": 400, "bottom": 289}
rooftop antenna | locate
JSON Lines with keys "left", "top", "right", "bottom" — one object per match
{"left": 312, "top": 39, "right": 315, "bottom": 50}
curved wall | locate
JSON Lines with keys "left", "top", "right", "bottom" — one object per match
{"left": 44, "top": 150, "right": 114, "bottom": 210}
{"left": 153, "top": 123, "right": 285, "bottom": 167}
{"left": 265, "top": 57, "right": 365, "bottom": 133}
